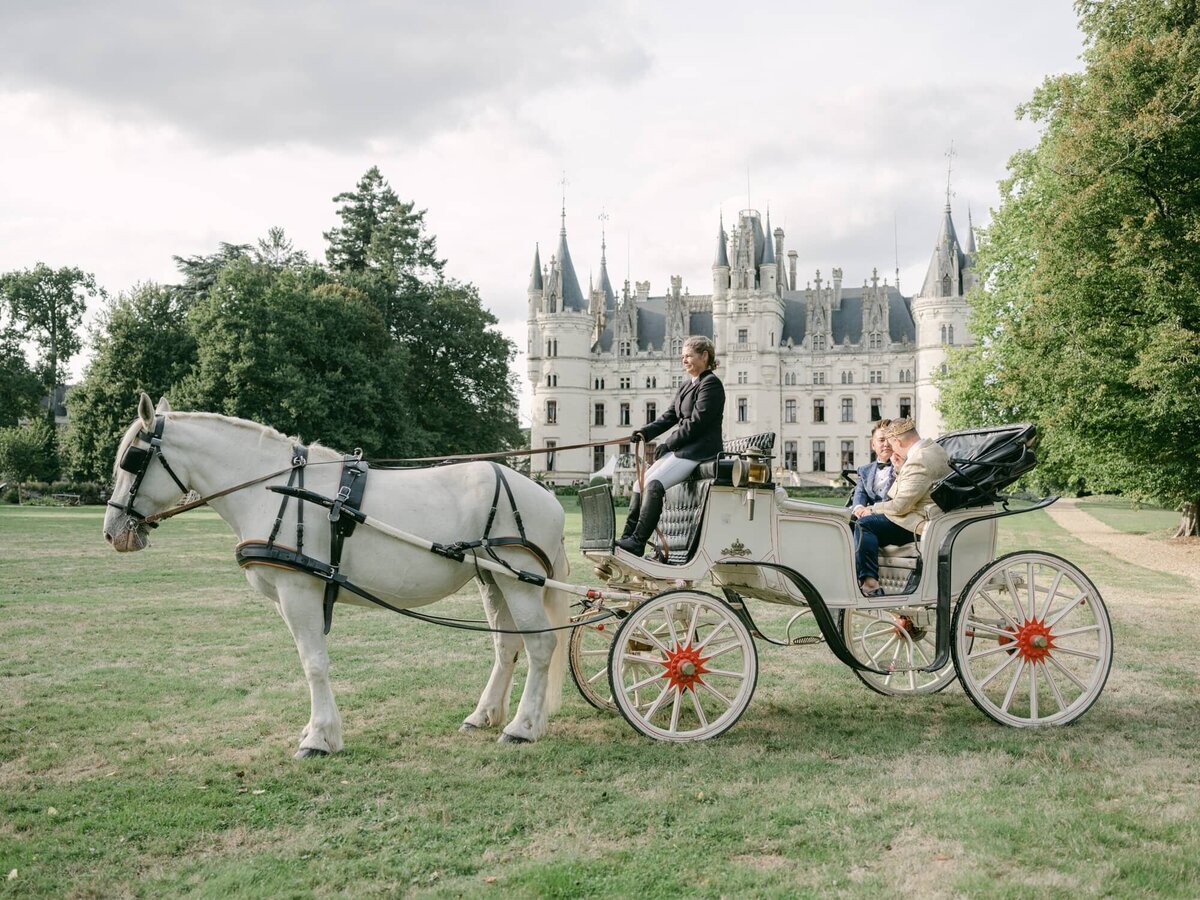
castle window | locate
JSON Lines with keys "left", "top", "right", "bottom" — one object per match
{"left": 593, "top": 377, "right": 605, "bottom": 390}
{"left": 671, "top": 375, "right": 683, "bottom": 389}
{"left": 546, "top": 339, "right": 558, "bottom": 357}
{"left": 619, "top": 376, "right": 631, "bottom": 390}
{"left": 840, "top": 371, "right": 854, "bottom": 385}
{"left": 737, "top": 328, "right": 749, "bottom": 346}
{"left": 546, "top": 373, "right": 557, "bottom": 387}
{"left": 948, "top": 325, "right": 955, "bottom": 345}
{"left": 813, "top": 371, "right": 826, "bottom": 385}
{"left": 841, "top": 398, "right": 854, "bottom": 423}
{"left": 545, "top": 400, "right": 557, "bottom": 425}
{"left": 593, "top": 446, "right": 606, "bottom": 472}
{"left": 737, "top": 398, "right": 748, "bottom": 423}
{"left": 784, "top": 441, "right": 798, "bottom": 471}
{"left": 672, "top": 339, "right": 682, "bottom": 356}
{"left": 645, "top": 402, "right": 657, "bottom": 424}
{"left": 868, "top": 332, "right": 883, "bottom": 350}
{"left": 900, "top": 397, "right": 912, "bottom": 418}
{"left": 770, "top": 331, "right": 775, "bottom": 347}
{"left": 940, "top": 363, "right": 949, "bottom": 375}
{"left": 942, "top": 274, "right": 952, "bottom": 297}
{"left": 941, "top": 324, "right": 948, "bottom": 343}
{"left": 619, "top": 403, "right": 630, "bottom": 427}
{"left": 594, "top": 403, "right": 605, "bottom": 427}
{"left": 737, "top": 301, "right": 749, "bottom": 314}
{"left": 869, "top": 369, "right": 883, "bottom": 384}
{"left": 785, "top": 399, "right": 797, "bottom": 423}
{"left": 737, "top": 370, "right": 748, "bottom": 385}
{"left": 618, "top": 340, "right": 631, "bottom": 357}
{"left": 871, "top": 397, "right": 882, "bottom": 421}
{"left": 813, "top": 399, "right": 825, "bottom": 423}
{"left": 813, "top": 334, "right": 826, "bottom": 351}
{"left": 841, "top": 440, "right": 855, "bottom": 470}
{"left": 645, "top": 376, "right": 657, "bottom": 389}
{"left": 545, "top": 440, "right": 556, "bottom": 472}
{"left": 812, "top": 440, "right": 826, "bottom": 472}
{"left": 784, "top": 371, "right": 797, "bottom": 386}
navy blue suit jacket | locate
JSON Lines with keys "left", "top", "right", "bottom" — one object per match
{"left": 637, "top": 369, "right": 725, "bottom": 461}
{"left": 852, "top": 460, "right": 895, "bottom": 508}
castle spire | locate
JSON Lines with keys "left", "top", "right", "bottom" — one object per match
{"left": 714, "top": 212, "right": 730, "bottom": 268}
{"left": 528, "top": 243, "right": 543, "bottom": 292}
{"left": 966, "top": 205, "right": 977, "bottom": 255}
{"left": 761, "top": 209, "right": 776, "bottom": 265}
{"left": 597, "top": 210, "right": 615, "bottom": 310}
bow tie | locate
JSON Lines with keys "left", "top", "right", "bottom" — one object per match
{"left": 876, "top": 461, "right": 890, "bottom": 469}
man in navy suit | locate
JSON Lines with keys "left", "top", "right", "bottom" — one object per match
{"left": 852, "top": 419, "right": 895, "bottom": 508}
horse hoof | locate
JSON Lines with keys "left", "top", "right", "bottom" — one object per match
{"left": 498, "top": 732, "right": 531, "bottom": 745}
{"left": 294, "top": 747, "right": 329, "bottom": 759}
{"left": 459, "top": 722, "right": 481, "bottom": 733}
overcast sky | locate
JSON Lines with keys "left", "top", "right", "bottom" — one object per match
{"left": 0, "top": 1, "right": 1086, "bottom": 422}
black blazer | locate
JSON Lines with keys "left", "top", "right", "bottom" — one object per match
{"left": 638, "top": 369, "right": 726, "bottom": 461}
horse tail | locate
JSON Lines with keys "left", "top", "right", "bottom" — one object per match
{"left": 543, "top": 539, "right": 571, "bottom": 714}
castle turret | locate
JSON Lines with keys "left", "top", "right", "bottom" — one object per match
{"left": 759, "top": 210, "right": 777, "bottom": 295}
{"left": 912, "top": 204, "right": 973, "bottom": 436}
{"left": 712, "top": 213, "right": 730, "bottom": 300}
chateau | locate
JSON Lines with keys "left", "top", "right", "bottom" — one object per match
{"left": 527, "top": 200, "right": 976, "bottom": 487}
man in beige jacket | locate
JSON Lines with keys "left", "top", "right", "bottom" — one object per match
{"left": 851, "top": 417, "right": 951, "bottom": 596}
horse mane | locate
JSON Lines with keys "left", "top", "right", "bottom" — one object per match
{"left": 169, "top": 411, "right": 344, "bottom": 462}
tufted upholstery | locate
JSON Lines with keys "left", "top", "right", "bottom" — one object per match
{"left": 650, "top": 433, "right": 775, "bottom": 564}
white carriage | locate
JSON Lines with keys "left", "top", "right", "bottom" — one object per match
{"left": 569, "top": 425, "right": 1113, "bottom": 741}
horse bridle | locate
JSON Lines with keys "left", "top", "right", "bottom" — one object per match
{"left": 108, "top": 415, "right": 190, "bottom": 529}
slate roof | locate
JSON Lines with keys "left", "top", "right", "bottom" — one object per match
{"left": 556, "top": 229, "right": 586, "bottom": 311}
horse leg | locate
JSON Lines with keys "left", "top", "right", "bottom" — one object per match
{"left": 495, "top": 570, "right": 569, "bottom": 744}
{"left": 461, "top": 572, "right": 523, "bottom": 732}
{"left": 275, "top": 581, "right": 344, "bottom": 758}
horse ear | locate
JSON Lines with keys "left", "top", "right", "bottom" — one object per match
{"left": 138, "top": 393, "right": 155, "bottom": 430}
{"left": 155, "top": 396, "right": 172, "bottom": 414}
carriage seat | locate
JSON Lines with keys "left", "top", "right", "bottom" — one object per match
{"left": 650, "top": 432, "right": 776, "bottom": 564}
{"left": 877, "top": 542, "right": 921, "bottom": 593}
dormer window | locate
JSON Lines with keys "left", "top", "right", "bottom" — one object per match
{"left": 942, "top": 274, "right": 952, "bottom": 297}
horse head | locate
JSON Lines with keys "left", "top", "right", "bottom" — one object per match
{"left": 103, "top": 392, "right": 189, "bottom": 552}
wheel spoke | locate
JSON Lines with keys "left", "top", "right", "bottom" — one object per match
{"left": 867, "top": 634, "right": 899, "bottom": 665}
{"left": 586, "top": 668, "right": 608, "bottom": 686}
{"left": 580, "top": 648, "right": 611, "bottom": 657}
{"left": 698, "top": 678, "right": 733, "bottom": 707}
{"left": 966, "top": 619, "right": 1016, "bottom": 638}
{"left": 627, "top": 670, "right": 667, "bottom": 692}
{"left": 979, "top": 589, "right": 1020, "bottom": 630}
{"left": 1046, "top": 590, "right": 1089, "bottom": 629}
{"left": 633, "top": 624, "right": 671, "bottom": 654}
{"left": 1046, "top": 654, "right": 1089, "bottom": 692}
{"left": 684, "top": 602, "right": 701, "bottom": 647}
{"left": 690, "top": 689, "right": 709, "bottom": 728}
{"left": 705, "top": 640, "right": 747, "bottom": 661}
{"left": 669, "top": 688, "right": 682, "bottom": 732}
{"left": 622, "top": 652, "right": 664, "bottom": 666}
{"left": 695, "top": 619, "right": 729, "bottom": 651}
{"left": 1026, "top": 562, "right": 1037, "bottom": 624}
{"left": 1005, "top": 568, "right": 1027, "bottom": 621}
{"left": 642, "top": 682, "right": 674, "bottom": 719}
{"left": 970, "top": 642, "right": 1019, "bottom": 660}
{"left": 1050, "top": 645, "right": 1100, "bottom": 662}
{"left": 914, "top": 640, "right": 933, "bottom": 667}
{"left": 704, "top": 667, "right": 746, "bottom": 680}
{"left": 1039, "top": 568, "right": 1065, "bottom": 621}
{"left": 1029, "top": 662, "right": 1039, "bottom": 720}
{"left": 1043, "top": 660, "right": 1068, "bottom": 711}
{"left": 664, "top": 605, "right": 681, "bottom": 648}
{"left": 1053, "top": 624, "right": 1101, "bottom": 639}
{"left": 1000, "top": 656, "right": 1027, "bottom": 714}
{"left": 978, "top": 646, "right": 1021, "bottom": 689}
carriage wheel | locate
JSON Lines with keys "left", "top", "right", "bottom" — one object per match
{"left": 952, "top": 552, "right": 1112, "bottom": 727}
{"left": 568, "top": 615, "right": 619, "bottom": 711}
{"left": 608, "top": 590, "right": 758, "bottom": 742}
{"left": 839, "top": 606, "right": 958, "bottom": 696}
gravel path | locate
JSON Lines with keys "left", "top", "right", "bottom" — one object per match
{"left": 1045, "top": 498, "right": 1199, "bottom": 587}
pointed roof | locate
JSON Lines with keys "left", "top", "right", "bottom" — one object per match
{"left": 965, "top": 207, "right": 977, "bottom": 254}
{"left": 762, "top": 210, "right": 776, "bottom": 265}
{"left": 714, "top": 213, "right": 729, "bottom": 268}
{"left": 528, "top": 244, "right": 543, "bottom": 292}
{"left": 920, "top": 204, "right": 970, "bottom": 297}
{"left": 597, "top": 234, "right": 615, "bottom": 310}
{"left": 555, "top": 223, "right": 586, "bottom": 311}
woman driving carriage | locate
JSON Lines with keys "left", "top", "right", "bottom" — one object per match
{"left": 617, "top": 335, "right": 725, "bottom": 558}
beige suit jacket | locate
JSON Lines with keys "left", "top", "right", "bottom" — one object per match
{"left": 866, "top": 438, "right": 952, "bottom": 535}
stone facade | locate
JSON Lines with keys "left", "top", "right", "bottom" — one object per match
{"left": 527, "top": 203, "right": 974, "bottom": 486}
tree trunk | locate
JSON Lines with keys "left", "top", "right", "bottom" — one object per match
{"left": 1174, "top": 500, "right": 1198, "bottom": 538}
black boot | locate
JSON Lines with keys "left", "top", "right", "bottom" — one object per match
{"left": 616, "top": 481, "right": 665, "bottom": 557}
{"left": 618, "top": 492, "right": 642, "bottom": 542}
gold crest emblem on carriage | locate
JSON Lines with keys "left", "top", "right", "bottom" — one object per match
{"left": 720, "top": 539, "right": 751, "bottom": 558}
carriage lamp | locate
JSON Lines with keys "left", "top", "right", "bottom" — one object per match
{"left": 732, "top": 448, "right": 773, "bottom": 488}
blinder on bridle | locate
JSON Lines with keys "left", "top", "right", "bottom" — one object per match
{"left": 108, "top": 415, "right": 190, "bottom": 527}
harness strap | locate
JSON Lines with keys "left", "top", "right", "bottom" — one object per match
{"left": 267, "top": 445, "right": 308, "bottom": 550}
{"left": 322, "top": 455, "right": 369, "bottom": 634}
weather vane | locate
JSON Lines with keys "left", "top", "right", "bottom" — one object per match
{"left": 945, "top": 140, "right": 957, "bottom": 206}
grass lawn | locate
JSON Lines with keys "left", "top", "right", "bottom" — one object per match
{"left": 2, "top": 503, "right": 1199, "bottom": 897}
{"left": 1077, "top": 496, "right": 1183, "bottom": 538}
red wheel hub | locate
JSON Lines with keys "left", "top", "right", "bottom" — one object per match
{"left": 1001, "top": 619, "right": 1055, "bottom": 662}
{"left": 659, "top": 643, "right": 712, "bottom": 693}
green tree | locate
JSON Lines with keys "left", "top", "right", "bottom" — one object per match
{"left": 62, "top": 283, "right": 198, "bottom": 482}
{"left": 940, "top": 0, "right": 1200, "bottom": 535}
{"left": 173, "top": 258, "right": 415, "bottom": 456}
{"left": 0, "top": 419, "right": 58, "bottom": 490}
{"left": 0, "top": 264, "right": 103, "bottom": 402}
{"left": 173, "top": 242, "right": 252, "bottom": 305}
{"left": 0, "top": 325, "right": 41, "bottom": 425}
{"left": 402, "top": 280, "right": 523, "bottom": 454}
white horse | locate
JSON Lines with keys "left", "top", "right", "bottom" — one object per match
{"left": 102, "top": 394, "right": 570, "bottom": 756}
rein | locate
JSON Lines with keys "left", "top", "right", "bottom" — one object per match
{"left": 371, "top": 437, "right": 627, "bottom": 465}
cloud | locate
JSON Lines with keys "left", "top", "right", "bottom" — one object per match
{"left": 0, "top": 0, "right": 651, "bottom": 149}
